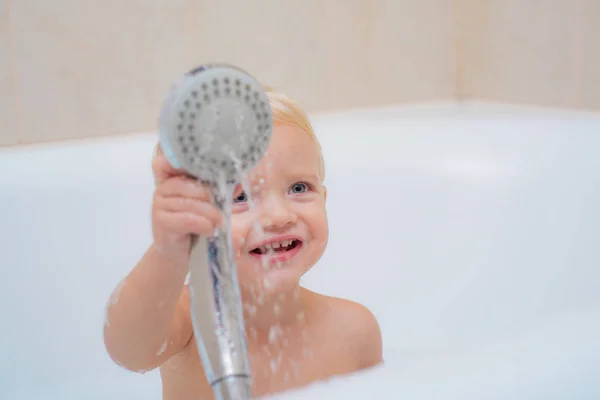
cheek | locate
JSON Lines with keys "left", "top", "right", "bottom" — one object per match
{"left": 316, "top": 216, "right": 329, "bottom": 248}
{"left": 230, "top": 219, "right": 248, "bottom": 253}
{"left": 230, "top": 213, "right": 256, "bottom": 254}
{"left": 307, "top": 205, "right": 329, "bottom": 241}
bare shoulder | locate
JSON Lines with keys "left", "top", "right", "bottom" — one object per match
{"left": 309, "top": 291, "right": 383, "bottom": 369}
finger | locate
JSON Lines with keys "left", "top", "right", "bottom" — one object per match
{"left": 157, "top": 176, "right": 213, "bottom": 201}
{"left": 152, "top": 155, "right": 189, "bottom": 185}
{"left": 155, "top": 210, "right": 216, "bottom": 236}
{"left": 154, "top": 195, "right": 223, "bottom": 227}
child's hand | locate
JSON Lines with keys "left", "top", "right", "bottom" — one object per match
{"left": 151, "top": 153, "right": 223, "bottom": 262}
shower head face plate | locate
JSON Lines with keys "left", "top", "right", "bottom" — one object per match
{"left": 159, "top": 64, "right": 273, "bottom": 185}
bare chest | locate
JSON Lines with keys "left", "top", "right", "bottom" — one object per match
{"left": 162, "top": 328, "right": 355, "bottom": 399}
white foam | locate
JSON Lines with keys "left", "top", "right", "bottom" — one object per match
{"left": 269, "top": 309, "right": 600, "bottom": 399}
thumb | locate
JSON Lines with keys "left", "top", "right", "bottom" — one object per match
{"left": 152, "top": 153, "right": 186, "bottom": 185}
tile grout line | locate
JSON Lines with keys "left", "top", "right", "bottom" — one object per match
{"left": 7, "top": 0, "right": 24, "bottom": 145}
{"left": 573, "top": 0, "right": 583, "bottom": 108}
{"left": 452, "top": 0, "right": 463, "bottom": 99}
{"left": 325, "top": 0, "right": 335, "bottom": 109}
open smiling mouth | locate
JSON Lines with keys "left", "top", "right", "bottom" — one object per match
{"left": 250, "top": 239, "right": 302, "bottom": 255}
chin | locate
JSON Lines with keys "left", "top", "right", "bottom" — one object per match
{"left": 237, "top": 257, "right": 307, "bottom": 296}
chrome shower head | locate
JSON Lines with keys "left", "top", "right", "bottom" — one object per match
{"left": 158, "top": 63, "right": 273, "bottom": 186}
{"left": 156, "top": 63, "right": 273, "bottom": 400}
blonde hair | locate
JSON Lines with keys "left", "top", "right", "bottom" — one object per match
{"left": 154, "top": 85, "right": 325, "bottom": 181}
{"left": 263, "top": 85, "right": 325, "bottom": 181}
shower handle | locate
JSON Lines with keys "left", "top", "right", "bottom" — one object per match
{"left": 187, "top": 191, "right": 252, "bottom": 400}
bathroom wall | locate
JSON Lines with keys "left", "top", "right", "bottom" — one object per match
{"left": 2, "top": 0, "right": 599, "bottom": 147}
{"left": 0, "top": 0, "right": 17, "bottom": 146}
{"left": 457, "top": 0, "right": 600, "bottom": 110}
{"left": 0, "top": 0, "right": 455, "bottom": 146}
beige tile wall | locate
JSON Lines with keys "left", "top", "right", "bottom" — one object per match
{"left": 325, "top": 0, "right": 456, "bottom": 109}
{"left": 10, "top": 0, "right": 213, "bottom": 144}
{"left": 0, "top": 0, "right": 456, "bottom": 146}
{"left": 457, "top": 0, "right": 600, "bottom": 110}
{"left": 0, "top": 0, "right": 19, "bottom": 146}
{"left": 580, "top": 0, "right": 600, "bottom": 110}
{"left": 1, "top": 0, "right": 599, "bottom": 147}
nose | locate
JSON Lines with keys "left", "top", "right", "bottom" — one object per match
{"left": 260, "top": 195, "right": 297, "bottom": 231}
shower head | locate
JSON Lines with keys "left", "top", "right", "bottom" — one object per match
{"left": 156, "top": 63, "right": 273, "bottom": 400}
{"left": 158, "top": 63, "right": 273, "bottom": 186}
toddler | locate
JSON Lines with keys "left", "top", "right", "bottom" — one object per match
{"left": 103, "top": 88, "right": 383, "bottom": 399}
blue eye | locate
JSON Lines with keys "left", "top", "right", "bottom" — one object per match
{"left": 234, "top": 191, "right": 248, "bottom": 203}
{"left": 289, "top": 182, "right": 309, "bottom": 194}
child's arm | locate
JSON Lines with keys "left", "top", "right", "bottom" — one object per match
{"left": 103, "top": 244, "right": 191, "bottom": 372}
{"left": 103, "top": 152, "right": 222, "bottom": 372}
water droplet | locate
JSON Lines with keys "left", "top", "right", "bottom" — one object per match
{"left": 103, "top": 305, "right": 110, "bottom": 327}
{"left": 291, "top": 360, "right": 301, "bottom": 377}
{"left": 249, "top": 327, "right": 258, "bottom": 340}
{"left": 262, "top": 344, "right": 272, "bottom": 357}
{"left": 110, "top": 278, "right": 127, "bottom": 305}
{"left": 270, "top": 359, "right": 277, "bottom": 373}
{"left": 244, "top": 302, "right": 257, "bottom": 316}
{"left": 268, "top": 324, "right": 282, "bottom": 344}
{"left": 303, "top": 348, "right": 314, "bottom": 360}
{"left": 261, "top": 257, "right": 270, "bottom": 271}
{"left": 259, "top": 178, "right": 265, "bottom": 185}
{"left": 297, "top": 311, "right": 305, "bottom": 322}
{"left": 269, "top": 352, "right": 283, "bottom": 373}
{"left": 156, "top": 339, "right": 168, "bottom": 356}
{"left": 273, "top": 303, "right": 281, "bottom": 316}
{"left": 249, "top": 284, "right": 258, "bottom": 300}
{"left": 302, "top": 330, "right": 309, "bottom": 341}
{"left": 263, "top": 277, "right": 272, "bottom": 289}
{"left": 235, "top": 109, "right": 246, "bottom": 131}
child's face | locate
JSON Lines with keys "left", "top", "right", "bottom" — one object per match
{"left": 230, "top": 124, "right": 328, "bottom": 295}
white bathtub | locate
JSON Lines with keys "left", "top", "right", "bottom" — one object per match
{"left": 1, "top": 101, "right": 599, "bottom": 400}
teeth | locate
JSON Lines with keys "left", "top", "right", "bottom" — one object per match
{"left": 256, "top": 239, "right": 298, "bottom": 254}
